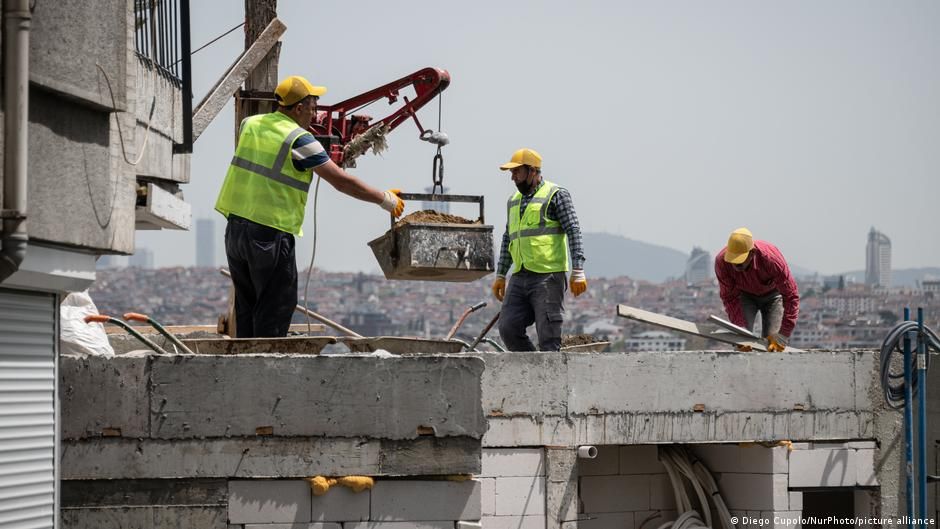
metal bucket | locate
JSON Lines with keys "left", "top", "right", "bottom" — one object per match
{"left": 368, "top": 193, "right": 494, "bottom": 282}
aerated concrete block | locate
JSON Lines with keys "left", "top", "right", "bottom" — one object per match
{"left": 619, "top": 445, "right": 665, "bottom": 474}
{"left": 580, "top": 475, "right": 650, "bottom": 513}
{"left": 693, "top": 444, "right": 784, "bottom": 474}
{"left": 345, "top": 523, "right": 452, "bottom": 529}
{"left": 788, "top": 491, "right": 803, "bottom": 511}
{"left": 481, "top": 448, "right": 544, "bottom": 477}
{"left": 717, "top": 473, "right": 789, "bottom": 511}
{"left": 856, "top": 448, "right": 878, "bottom": 486}
{"left": 481, "top": 515, "right": 546, "bottom": 529}
{"left": 494, "top": 476, "right": 545, "bottom": 516}
{"left": 228, "top": 480, "right": 311, "bottom": 524}
{"left": 370, "top": 480, "right": 481, "bottom": 521}
{"left": 759, "top": 511, "right": 802, "bottom": 529}
{"left": 650, "top": 473, "right": 677, "bottom": 510}
{"left": 310, "top": 486, "right": 370, "bottom": 522}
{"left": 788, "top": 448, "right": 856, "bottom": 487}
{"left": 579, "top": 445, "right": 620, "bottom": 476}
{"left": 457, "top": 522, "right": 483, "bottom": 529}
{"left": 481, "top": 478, "right": 496, "bottom": 516}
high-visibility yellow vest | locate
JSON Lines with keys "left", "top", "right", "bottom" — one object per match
{"left": 507, "top": 179, "right": 569, "bottom": 274}
{"left": 215, "top": 112, "right": 314, "bottom": 235}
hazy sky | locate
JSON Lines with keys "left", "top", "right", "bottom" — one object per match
{"left": 136, "top": 1, "right": 940, "bottom": 275}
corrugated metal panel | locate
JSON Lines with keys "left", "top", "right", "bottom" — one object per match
{"left": 0, "top": 289, "right": 56, "bottom": 529}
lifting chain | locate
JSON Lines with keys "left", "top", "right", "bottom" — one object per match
{"left": 420, "top": 89, "right": 449, "bottom": 195}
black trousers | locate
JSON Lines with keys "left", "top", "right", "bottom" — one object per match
{"left": 498, "top": 269, "right": 567, "bottom": 351}
{"left": 224, "top": 215, "right": 297, "bottom": 338}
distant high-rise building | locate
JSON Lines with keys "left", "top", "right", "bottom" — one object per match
{"left": 865, "top": 227, "right": 891, "bottom": 287}
{"left": 96, "top": 255, "right": 118, "bottom": 269}
{"left": 196, "top": 218, "right": 215, "bottom": 268}
{"left": 129, "top": 247, "right": 154, "bottom": 269}
{"left": 421, "top": 186, "right": 451, "bottom": 213}
{"left": 685, "top": 246, "right": 712, "bottom": 285}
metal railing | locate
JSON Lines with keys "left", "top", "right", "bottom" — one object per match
{"left": 134, "top": 0, "right": 193, "bottom": 153}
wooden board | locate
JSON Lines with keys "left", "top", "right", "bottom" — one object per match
{"left": 617, "top": 304, "right": 775, "bottom": 351}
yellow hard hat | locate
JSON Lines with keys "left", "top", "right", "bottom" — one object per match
{"left": 499, "top": 148, "right": 542, "bottom": 170}
{"left": 723, "top": 227, "right": 754, "bottom": 264}
{"left": 275, "top": 75, "right": 327, "bottom": 106}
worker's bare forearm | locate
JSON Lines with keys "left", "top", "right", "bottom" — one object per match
{"left": 313, "top": 160, "right": 384, "bottom": 204}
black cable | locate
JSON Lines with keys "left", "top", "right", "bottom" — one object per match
{"left": 880, "top": 320, "right": 940, "bottom": 409}
{"left": 171, "top": 21, "right": 245, "bottom": 66}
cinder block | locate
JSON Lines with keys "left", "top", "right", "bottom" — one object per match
{"left": 481, "top": 478, "right": 496, "bottom": 516}
{"left": 650, "top": 473, "right": 677, "bottom": 510}
{"left": 245, "top": 525, "right": 341, "bottom": 529}
{"left": 563, "top": 512, "right": 634, "bottom": 529}
{"left": 788, "top": 449, "right": 855, "bottom": 487}
{"left": 579, "top": 445, "right": 620, "bottom": 476}
{"left": 345, "top": 523, "right": 452, "bottom": 529}
{"left": 716, "top": 473, "right": 788, "bottom": 511}
{"left": 788, "top": 491, "right": 802, "bottom": 511}
{"left": 580, "top": 475, "right": 650, "bottom": 513}
{"left": 310, "top": 485, "right": 370, "bottom": 521}
{"left": 481, "top": 448, "right": 545, "bottom": 477}
{"left": 229, "top": 480, "right": 311, "bottom": 524}
{"left": 619, "top": 445, "right": 665, "bottom": 474}
{"left": 370, "top": 480, "right": 481, "bottom": 521}
{"left": 480, "top": 515, "right": 545, "bottom": 529}
{"left": 693, "top": 444, "right": 777, "bottom": 474}
{"left": 494, "top": 476, "right": 545, "bottom": 516}
{"left": 855, "top": 449, "right": 878, "bottom": 486}
{"left": 457, "top": 522, "right": 483, "bottom": 529}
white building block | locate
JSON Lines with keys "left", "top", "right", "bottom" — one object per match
{"left": 855, "top": 449, "right": 878, "bottom": 486}
{"left": 848, "top": 441, "right": 877, "bottom": 449}
{"left": 788, "top": 449, "right": 856, "bottom": 487}
{"left": 229, "top": 480, "right": 311, "bottom": 524}
{"left": 581, "top": 475, "right": 650, "bottom": 513}
{"left": 245, "top": 525, "right": 341, "bottom": 529}
{"left": 482, "top": 448, "right": 545, "bottom": 477}
{"left": 650, "top": 473, "right": 677, "bottom": 510}
{"left": 370, "top": 480, "right": 481, "bottom": 521}
{"left": 310, "top": 485, "right": 370, "bottom": 522}
{"left": 716, "top": 473, "right": 788, "bottom": 511}
{"left": 620, "top": 445, "right": 665, "bottom": 474}
{"left": 579, "top": 445, "right": 620, "bottom": 476}
{"left": 481, "top": 515, "right": 546, "bottom": 529}
{"left": 345, "top": 523, "right": 452, "bottom": 529}
{"left": 788, "top": 491, "right": 803, "bottom": 511}
{"left": 494, "top": 476, "right": 545, "bottom": 516}
{"left": 693, "top": 444, "right": 781, "bottom": 474}
{"left": 457, "top": 522, "right": 483, "bottom": 529}
{"left": 563, "top": 512, "right": 635, "bottom": 529}
{"left": 481, "top": 477, "right": 496, "bottom": 516}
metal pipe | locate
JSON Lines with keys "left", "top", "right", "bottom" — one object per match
{"left": 917, "top": 307, "right": 927, "bottom": 529}
{"left": 0, "top": 0, "right": 31, "bottom": 283}
{"left": 903, "top": 307, "right": 914, "bottom": 528}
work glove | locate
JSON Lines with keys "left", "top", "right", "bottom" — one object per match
{"left": 492, "top": 276, "right": 506, "bottom": 302}
{"left": 767, "top": 333, "right": 788, "bottom": 352}
{"left": 569, "top": 269, "right": 587, "bottom": 297}
{"left": 380, "top": 188, "right": 405, "bottom": 218}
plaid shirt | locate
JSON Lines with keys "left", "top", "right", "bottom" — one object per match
{"left": 497, "top": 180, "right": 585, "bottom": 276}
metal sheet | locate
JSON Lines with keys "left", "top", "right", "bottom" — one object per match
{"left": 0, "top": 288, "right": 57, "bottom": 528}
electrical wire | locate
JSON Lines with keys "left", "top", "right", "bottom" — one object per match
{"left": 301, "top": 176, "right": 322, "bottom": 334}
{"left": 880, "top": 320, "right": 940, "bottom": 409}
{"left": 657, "top": 446, "right": 735, "bottom": 529}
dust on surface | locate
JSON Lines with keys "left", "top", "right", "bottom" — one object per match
{"left": 394, "top": 210, "right": 480, "bottom": 229}
{"left": 562, "top": 334, "right": 598, "bottom": 346}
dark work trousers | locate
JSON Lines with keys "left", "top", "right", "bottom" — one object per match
{"left": 498, "top": 269, "right": 567, "bottom": 351}
{"left": 224, "top": 215, "right": 298, "bottom": 338}
{"left": 739, "top": 290, "right": 784, "bottom": 338}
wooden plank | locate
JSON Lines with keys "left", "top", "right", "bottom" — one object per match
{"left": 617, "top": 304, "right": 771, "bottom": 351}
{"left": 191, "top": 18, "right": 287, "bottom": 141}
{"left": 105, "top": 323, "right": 326, "bottom": 336}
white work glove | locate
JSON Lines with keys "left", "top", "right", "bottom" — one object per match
{"left": 569, "top": 269, "right": 587, "bottom": 297}
{"left": 379, "top": 188, "right": 405, "bottom": 218}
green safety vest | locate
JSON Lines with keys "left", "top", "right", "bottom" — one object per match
{"left": 507, "top": 179, "right": 569, "bottom": 274}
{"left": 215, "top": 112, "right": 314, "bottom": 235}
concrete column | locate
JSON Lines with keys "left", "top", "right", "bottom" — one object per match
{"left": 546, "top": 448, "right": 578, "bottom": 528}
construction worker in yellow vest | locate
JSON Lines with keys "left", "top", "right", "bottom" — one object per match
{"left": 491, "top": 148, "right": 588, "bottom": 351}
{"left": 215, "top": 75, "right": 405, "bottom": 338}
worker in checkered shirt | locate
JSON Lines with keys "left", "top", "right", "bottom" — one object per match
{"left": 491, "top": 148, "right": 587, "bottom": 351}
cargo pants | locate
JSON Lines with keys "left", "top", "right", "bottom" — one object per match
{"left": 498, "top": 269, "right": 567, "bottom": 351}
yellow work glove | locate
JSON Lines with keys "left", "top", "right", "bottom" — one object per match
{"left": 492, "top": 276, "right": 506, "bottom": 302}
{"left": 767, "top": 333, "right": 788, "bottom": 352}
{"left": 569, "top": 269, "right": 587, "bottom": 297}
{"left": 380, "top": 188, "right": 405, "bottom": 218}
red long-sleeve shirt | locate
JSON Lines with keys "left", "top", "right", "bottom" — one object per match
{"left": 714, "top": 240, "right": 800, "bottom": 336}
